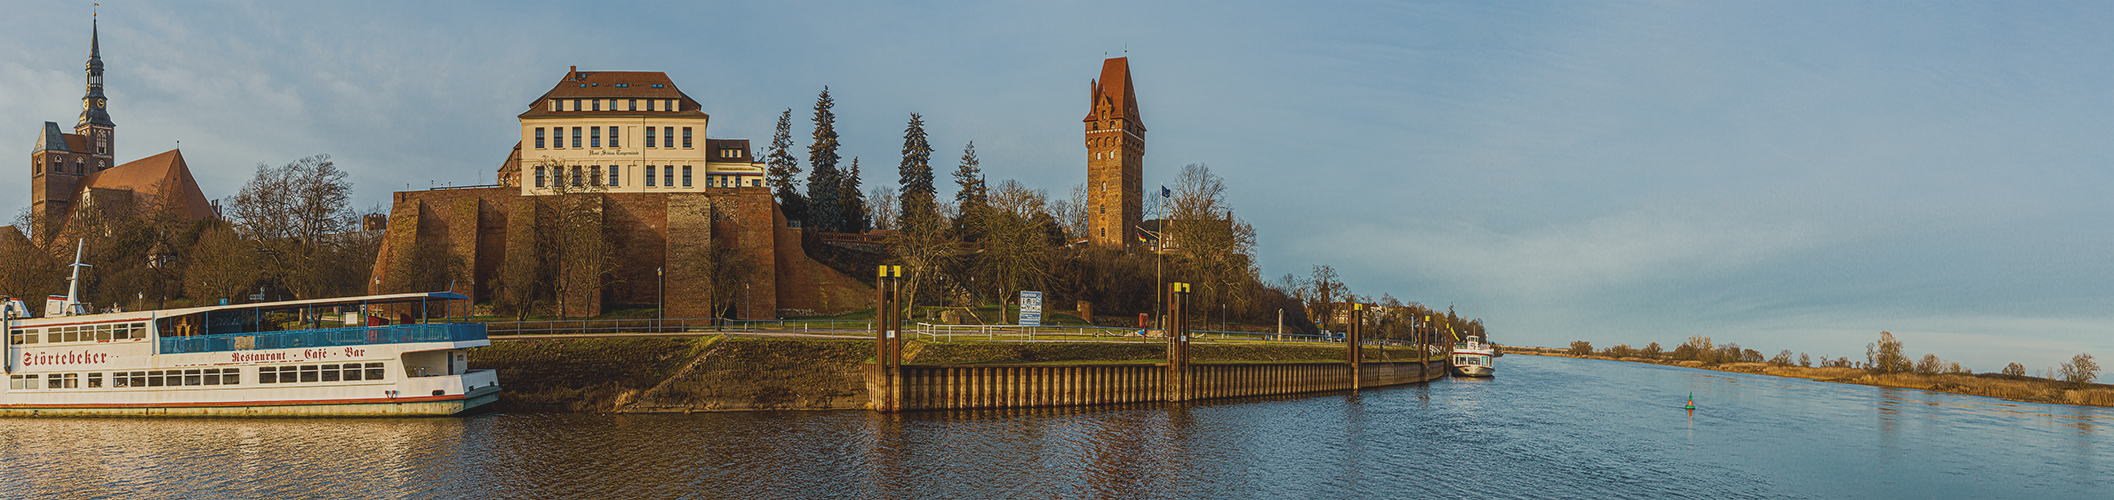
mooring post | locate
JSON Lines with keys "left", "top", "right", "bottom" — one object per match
{"left": 874, "top": 265, "right": 903, "bottom": 412}
{"left": 1349, "top": 303, "right": 1363, "bottom": 390}
{"left": 1165, "top": 282, "right": 1191, "bottom": 402}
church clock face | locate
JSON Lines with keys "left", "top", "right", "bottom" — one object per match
{"left": 93, "top": 98, "right": 106, "bottom": 108}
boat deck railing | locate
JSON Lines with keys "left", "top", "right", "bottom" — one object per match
{"left": 159, "top": 323, "right": 487, "bottom": 354}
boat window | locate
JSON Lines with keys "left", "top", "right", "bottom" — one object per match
{"left": 87, "top": 373, "right": 102, "bottom": 388}
{"left": 147, "top": 370, "right": 166, "bottom": 387}
{"left": 259, "top": 366, "right": 280, "bottom": 384}
{"left": 96, "top": 324, "right": 113, "bottom": 341}
{"left": 365, "top": 363, "right": 386, "bottom": 381}
{"left": 299, "top": 365, "right": 320, "bottom": 383}
{"left": 8, "top": 374, "right": 34, "bottom": 389}
{"left": 9, "top": 328, "right": 35, "bottom": 345}
{"left": 342, "top": 364, "right": 363, "bottom": 381}
{"left": 51, "top": 373, "right": 76, "bottom": 389}
{"left": 221, "top": 369, "right": 240, "bottom": 385}
{"left": 127, "top": 371, "right": 146, "bottom": 387}
{"left": 321, "top": 364, "right": 341, "bottom": 382}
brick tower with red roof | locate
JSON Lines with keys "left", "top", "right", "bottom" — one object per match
{"left": 1084, "top": 57, "right": 1145, "bottom": 248}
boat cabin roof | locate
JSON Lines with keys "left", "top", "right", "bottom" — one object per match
{"left": 4, "top": 291, "right": 468, "bottom": 327}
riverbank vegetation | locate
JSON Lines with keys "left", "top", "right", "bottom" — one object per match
{"left": 1544, "top": 332, "right": 2112, "bottom": 407}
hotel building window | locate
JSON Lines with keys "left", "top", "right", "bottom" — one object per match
{"left": 592, "top": 99, "right": 601, "bottom": 111}
{"left": 609, "top": 166, "right": 620, "bottom": 187}
{"left": 535, "top": 166, "right": 546, "bottom": 187}
{"left": 646, "top": 127, "right": 656, "bottom": 148}
{"left": 645, "top": 166, "right": 657, "bottom": 187}
{"left": 591, "top": 127, "right": 601, "bottom": 148}
{"left": 663, "top": 166, "right": 674, "bottom": 187}
{"left": 666, "top": 99, "right": 677, "bottom": 111}
{"left": 683, "top": 128, "right": 693, "bottom": 148}
{"left": 663, "top": 127, "right": 674, "bottom": 148}
{"left": 589, "top": 166, "right": 602, "bottom": 186}
{"left": 549, "top": 99, "right": 559, "bottom": 111}
{"left": 535, "top": 128, "right": 546, "bottom": 149}
{"left": 609, "top": 126, "right": 620, "bottom": 148}
{"left": 572, "top": 166, "right": 583, "bottom": 187}
{"left": 682, "top": 166, "right": 693, "bottom": 187}
{"left": 572, "top": 127, "right": 582, "bottom": 148}
{"left": 572, "top": 99, "right": 581, "bottom": 111}
{"left": 628, "top": 99, "right": 637, "bottom": 111}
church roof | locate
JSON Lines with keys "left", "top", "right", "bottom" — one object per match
{"left": 33, "top": 122, "right": 70, "bottom": 153}
{"left": 518, "top": 67, "right": 706, "bottom": 119}
{"left": 71, "top": 149, "right": 216, "bottom": 221}
{"left": 1084, "top": 57, "right": 1142, "bottom": 126}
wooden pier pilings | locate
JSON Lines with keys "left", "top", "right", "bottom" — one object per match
{"left": 864, "top": 359, "right": 1446, "bottom": 412}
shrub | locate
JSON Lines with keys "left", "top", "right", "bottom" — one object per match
{"left": 2002, "top": 362, "right": 2026, "bottom": 377}
{"left": 2060, "top": 353, "right": 2099, "bottom": 387}
{"left": 1947, "top": 362, "right": 1967, "bottom": 375}
{"left": 1915, "top": 354, "right": 1943, "bottom": 375}
{"left": 1770, "top": 350, "right": 1793, "bottom": 366}
{"left": 1867, "top": 331, "right": 1911, "bottom": 374}
{"left": 1568, "top": 340, "right": 1593, "bottom": 356}
{"left": 1682, "top": 336, "right": 1714, "bottom": 361}
{"left": 1799, "top": 353, "right": 1811, "bottom": 367}
{"left": 1604, "top": 344, "right": 1634, "bottom": 358}
{"left": 1641, "top": 342, "right": 1663, "bottom": 359}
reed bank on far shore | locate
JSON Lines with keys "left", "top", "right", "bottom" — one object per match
{"left": 1508, "top": 349, "right": 2114, "bottom": 408}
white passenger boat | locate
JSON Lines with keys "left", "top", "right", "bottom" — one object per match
{"left": 1452, "top": 335, "right": 1496, "bottom": 377}
{"left": 1, "top": 245, "right": 499, "bottom": 417}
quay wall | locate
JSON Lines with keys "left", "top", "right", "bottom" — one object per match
{"left": 869, "top": 360, "right": 1446, "bottom": 412}
{"left": 472, "top": 336, "right": 1446, "bottom": 413}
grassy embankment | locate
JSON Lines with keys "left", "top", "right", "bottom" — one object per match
{"left": 470, "top": 336, "right": 1434, "bottom": 412}
{"left": 1513, "top": 350, "right": 2114, "bottom": 407}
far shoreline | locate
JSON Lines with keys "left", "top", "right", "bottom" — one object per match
{"left": 1507, "top": 349, "right": 2114, "bottom": 409}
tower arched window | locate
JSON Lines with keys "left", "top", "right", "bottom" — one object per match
{"left": 75, "top": 159, "right": 84, "bottom": 174}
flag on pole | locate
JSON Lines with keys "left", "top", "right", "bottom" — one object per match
{"left": 1161, "top": 186, "right": 1171, "bottom": 198}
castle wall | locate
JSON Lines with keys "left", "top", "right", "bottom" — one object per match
{"left": 370, "top": 185, "right": 858, "bottom": 320}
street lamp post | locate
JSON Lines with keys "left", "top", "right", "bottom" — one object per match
{"left": 656, "top": 267, "right": 665, "bottom": 327}
{"left": 744, "top": 282, "right": 750, "bottom": 320}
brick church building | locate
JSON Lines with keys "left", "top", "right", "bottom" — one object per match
{"left": 25, "top": 21, "right": 214, "bottom": 243}
{"left": 367, "top": 68, "right": 869, "bottom": 319}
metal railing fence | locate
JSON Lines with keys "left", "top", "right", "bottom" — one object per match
{"left": 159, "top": 323, "right": 487, "bottom": 354}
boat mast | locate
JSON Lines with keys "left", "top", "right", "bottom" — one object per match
{"left": 61, "top": 239, "right": 91, "bottom": 317}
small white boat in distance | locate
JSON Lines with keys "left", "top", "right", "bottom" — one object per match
{"left": 1452, "top": 335, "right": 1496, "bottom": 377}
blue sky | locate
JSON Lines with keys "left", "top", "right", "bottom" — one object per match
{"left": 4, "top": 1, "right": 2111, "bottom": 371}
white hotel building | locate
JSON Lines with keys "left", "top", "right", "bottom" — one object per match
{"left": 514, "top": 66, "right": 764, "bottom": 194}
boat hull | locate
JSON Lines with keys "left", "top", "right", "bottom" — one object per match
{"left": 1452, "top": 365, "right": 1495, "bottom": 377}
{"left": 0, "top": 385, "right": 500, "bottom": 417}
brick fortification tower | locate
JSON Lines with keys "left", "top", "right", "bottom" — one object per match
{"left": 30, "top": 21, "right": 118, "bottom": 238}
{"left": 1084, "top": 57, "right": 1144, "bottom": 248}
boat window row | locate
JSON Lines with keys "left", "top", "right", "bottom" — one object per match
{"left": 6, "top": 363, "right": 389, "bottom": 390}
{"left": 9, "top": 369, "right": 240, "bottom": 389}
{"left": 7, "top": 322, "right": 150, "bottom": 345}
{"left": 259, "top": 363, "right": 386, "bottom": 384}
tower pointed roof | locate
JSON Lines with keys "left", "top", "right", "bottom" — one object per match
{"left": 90, "top": 19, "right": 100, "bottom": 60}
{"left": 1083, "top": 57, "right": 1141, "bottom": 128}
{"left": 34, "top": 122, "right": 71, "bottom": 153}
{"left": 79, "top": 19, "right": 113, "bottom": 128}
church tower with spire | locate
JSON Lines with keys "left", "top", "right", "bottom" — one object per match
{"left": 1084, "top": 57, "right": 1144, "bottom": 248}
{"left": 29, "top": 20, "right": 117, "bottom": 239}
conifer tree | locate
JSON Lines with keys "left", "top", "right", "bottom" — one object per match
{"left": 805, "top": 87, "right": 842, "bottom": 232}
{"left": 898, "top": 113, "right": 937, "bottom": 227}
{"left": 840, "top": 157, "right": 869, "bottom": 233}
{"left": 766, "top": 109, "right": 806, "bottom": 223}
{"left": 953, "top": 141, "right": 986, "bottom": 205}
{"left": 952, "top": 141, "right": 988, "bottom": 236}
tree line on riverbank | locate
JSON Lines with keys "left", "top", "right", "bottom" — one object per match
{"left": 1559, "top": 332, "right": 2112, "bottom": 406}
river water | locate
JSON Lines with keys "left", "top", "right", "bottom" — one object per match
{"left": 3, "top": 355, "right": 2108, "bottom": 499}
